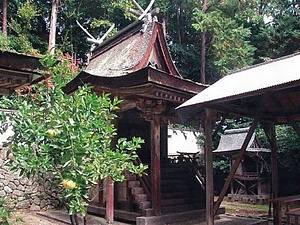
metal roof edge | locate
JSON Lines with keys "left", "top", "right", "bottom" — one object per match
{"left": 227, "top": 51, "right": 300, "bottom": 76}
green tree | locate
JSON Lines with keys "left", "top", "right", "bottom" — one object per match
{"left": 0, "top": 0, "right": 43, "bottom": 54}
{"left": 192, "top": 1, "right": 256, "bottom": 77}
{"left": 0, "top": 54, "right": 147, "bottom": 224}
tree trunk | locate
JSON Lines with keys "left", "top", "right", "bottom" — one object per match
{"left": 200, "top": 0, "right": 208, "bottom": 84}
{"left": 48, "top": 0, "right": 59, "bottom": 54}
{"left": 2, "top": 0, "right": 7, "bottom": 36}
{"left": 200, "top": 32, "right": 206, "bottom": 84}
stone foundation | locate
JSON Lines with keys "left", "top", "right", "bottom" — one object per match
{"left": 0, "top": 146, "right": 59, "bottom": 210}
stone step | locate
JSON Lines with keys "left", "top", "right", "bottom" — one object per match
{"left": 128, "top": 180, "right": 140, "bottom": 188}
{"left": 125, "top": 172, "right": 137, "bottom": 181}
{"left": 135, "top": 193, "right": 148, "bottom": 202}
{"left": 142, "top": 208, "right": 154, "bottom": 217}
{"left": 139, "top": 201, "right": 151, "bottom": 210}
{"left": 131, "top": 187, "right": 144, "bottom": 195}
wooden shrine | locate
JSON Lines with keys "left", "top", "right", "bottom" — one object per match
{"left": 214, "top": 127, "right": 271, "bottom": 204}
{"left": 0, "top": 51, "right": 44, "bottom": 96}
{"left": 64, "top": 15, "right": 209, "bottom": 224}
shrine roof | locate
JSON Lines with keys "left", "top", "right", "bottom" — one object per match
{"left": 213, "top": 127, "right": 270, "bottom": 155}
{"left": 0, "top": 51, "right": 44, "bottom": 96}
{"left": 85, "top": 17, "right": 180, "bottom": 78}
{"left": 65, "top": 16, "right": 207, "bottom": 99}
{"left": 177, "top": 52, "right": 300, "bottom": 124}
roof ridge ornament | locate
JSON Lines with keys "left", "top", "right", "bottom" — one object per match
{"left": 130, "top": 0, "right": 159, "bottom": 26}
{"left": 76, "top": 20, "right": 115, "bottom": 48}
{"left": 76, "top": 20, "right": 115, "bottom": 62}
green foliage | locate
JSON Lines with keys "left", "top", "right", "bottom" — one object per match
{"left": 1, "top": 0, "right": 42, "bottom": 54}
{"left": 0, "top": 197, "right": 11, "bottom": 225}
{"left": 1, "top": 54, "right": 147, "bottom": 218}
{"left": 213, "top": 157, "right": 230, "bottom": 174}
{"left": 0, "top": 32, "right": 12, "bottom": 51}
{"left": 274, "top": 125, "right": 300, "bottom": 172}
{"left": 193, "top": 9, "right": 256, "bottom": 76}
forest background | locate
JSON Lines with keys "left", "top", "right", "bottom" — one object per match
{"left": 1, "top": 0, "right": 300, "bottom": 195}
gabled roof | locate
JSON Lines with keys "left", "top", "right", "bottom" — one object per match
{"left": 0, "top": 51, "right": 44, "bottom": 96}
{"left": 213, "top": 127, "right": 270, "bottom": 155}
{"left": 86, "top": 17, "right": 180, "bottom": 78}
{"left": 176, "top": 53, "right": 300, "bottom": 124}
{"left": 64, "top": 17, "right": 207, "bottom": 105}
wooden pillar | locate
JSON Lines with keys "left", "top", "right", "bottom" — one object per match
{"left": 151, "top": 115, "right": 161, "bottom": 216}
{"left": 262, "top": 122, "right": 279, "bottom": 224}
{"left": 269, "top": 123, "right": 280, "bottom": 225}
{"left": 205, "top": 109, "right": 214, "bottom": 225}
{"left": 160, "top": 123, "right": 168, "bottom": 159}
{"left": 106, "top": 177, "right": 114, "bottom": 223}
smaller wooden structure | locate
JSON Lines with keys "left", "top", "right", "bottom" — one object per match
{"left": 214, "top": 127, "right": 271, "bottom": 204}
{"left": 176, "top": 53, "right": 300, "bottom": 225}
{"left": 0, "top": 51, "right": 44, "bottom": 96}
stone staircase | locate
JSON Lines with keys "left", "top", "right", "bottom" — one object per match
{"left": 126, "top": 162, "right": 205, "bottom": 217}
{"left": 126, "top": 172, "right": 154, "bottom": 216}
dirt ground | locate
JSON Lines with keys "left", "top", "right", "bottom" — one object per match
{"left": 220, "top": 199, "right": 270, "bottom": 218}
{"left": 9, "top": 210, "right": 67, "bottom": 225}
{"left": 7, "top": 199, "right": 271, "bottom": 225}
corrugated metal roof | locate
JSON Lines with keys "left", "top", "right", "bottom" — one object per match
{"left": 177, "top": 53, "right": 300, "bottom": 123}
{"left": 180, "top": 53, "right": 300, "bottom": 108}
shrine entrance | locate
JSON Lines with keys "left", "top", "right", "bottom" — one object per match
{"left": 65, "top": 14, "right": 208, "bottom": 224}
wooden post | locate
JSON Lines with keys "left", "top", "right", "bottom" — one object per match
{"left": 151, "top": 115, "right": 161, "bottom": 216}
{"left": 205, "top": 109, "right": 214, "bottom": 225}
{"left": 213, "top": 120, "right": 258, "bottom": 216}
{"left": 263, "top": 123, "right": 280, "bottom": 225}
{"left": 106, "top": 177, "right": 114, "bottom": 223}
{"left": 270, "top": 123, "right": 282, "bottom": 225}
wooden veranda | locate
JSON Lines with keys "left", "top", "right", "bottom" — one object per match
{"left": 176, "top": 53, "right": 300, "bottom": 225}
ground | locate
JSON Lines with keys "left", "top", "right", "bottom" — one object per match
{"left": 8, "top": 210, "right": 66, "bottom": 225}
{"left": 6, "top": 199, "right": 271, "bottom": 225}
{"left": 220, "top": 198, "right": 270, "bottom": 219}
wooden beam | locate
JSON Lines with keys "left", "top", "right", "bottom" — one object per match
{"left": 0, "top": 87, "right": 11, "bottom": 96}
{"left": 205, "top": 109, "right": 214, "bottom": 225}
{"left": 213, "top": 120, "right": 258, "bottom": 216}
{"left": 288, "top": 118, "right": 300, "bottom": 137}
{"left": 151, "top": 115, "right": 161, "bottom": 216}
